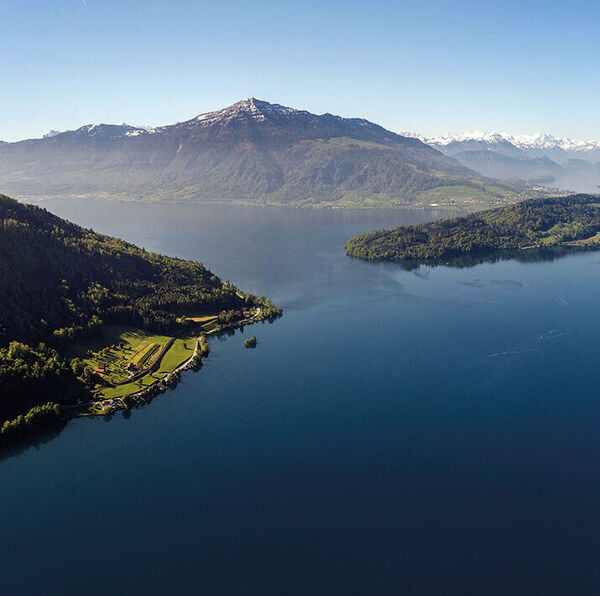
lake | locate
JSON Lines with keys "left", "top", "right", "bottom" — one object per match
{"left": 2, "top": 200, "right": 600, "bottom": 595}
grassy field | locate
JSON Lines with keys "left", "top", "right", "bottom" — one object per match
{"left": 179, "top": 314, "right": 218, "bottom": 324}
{"left": 96, "top": 370, "right": 168, "bottom": 400}
{"left": 158, "top": 339, "right": 194, "bottom": 373}
{"left": 79, "top": 328, "right": 197, "bottom": 400}
{"left": 83, "top": 330, "right": 173, "bottom": 386}
{"left": 177, "top": 314, "right": 221, "bottom": 334}
{"left": 130, "top": 341, "right": 159, "bottom": 367}
{"left": 74, "top": 305, "right": 256, "bottom": 407}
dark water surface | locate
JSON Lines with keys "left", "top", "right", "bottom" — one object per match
{"left": 2, "top": 200, "right": 600, "bottom": 595}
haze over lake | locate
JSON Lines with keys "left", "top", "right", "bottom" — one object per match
{"left": 2, "top": 200, "right": 600, "bottom": 594}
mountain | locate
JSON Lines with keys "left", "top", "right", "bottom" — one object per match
{"left": 51, "top": 122, "right": 150, "bottom": 139}
{"left": 415, "top": 131, "right": 600, "bottom": 193}
{"left": 346, "top": 194, "right": 600, "bottom": 264}
{"left": 424, "top": 131, "right": 600, "bottom": 162}
{"left": 508, "top": 133, "right": 600, "bottom": 163}
{"left": 407, "top": 132, "right": 526, "bottom": 159}
{"left": 0, "top": 99, "right": 535, "bottom": 208}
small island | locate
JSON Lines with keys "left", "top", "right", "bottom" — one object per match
{"left": 0, "top": 195, "right": 281, "bottom": 444}
{"left": 345, "top": 194, "right": 600, "bottom": 263}
{"left": 244, "top": 336, "right": 257, "bottom": 348}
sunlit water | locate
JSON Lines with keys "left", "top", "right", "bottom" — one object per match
{"left": 2, "top": 200, "right": 600, "bottom": 595}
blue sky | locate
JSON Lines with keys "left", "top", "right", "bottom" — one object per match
{"left": 1, "top": 0, "right": 599, "bottom": 142}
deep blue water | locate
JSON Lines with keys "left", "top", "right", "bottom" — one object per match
{"left": 2, "top": 200, "right": 600, "bottom": 595}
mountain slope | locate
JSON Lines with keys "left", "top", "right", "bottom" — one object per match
{"left": 452, "top": 151, "right": 563, "bottom": 185}
{"left": 0, "top": 99, "right": 534, "bottom": 208}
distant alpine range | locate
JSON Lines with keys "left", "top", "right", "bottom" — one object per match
{"left": 0, "top": 98, "right": 542, "bottom": 208}
{"left": 403, "top": 131, "right": 600, "bottom": 193}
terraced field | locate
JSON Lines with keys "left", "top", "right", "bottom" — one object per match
{"left": 131, "top": 342, "right": 160, "bottom": 367}
{"left": 83, "top": 329, "right": 189, "bottom": 390}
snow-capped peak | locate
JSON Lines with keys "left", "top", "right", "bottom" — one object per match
{"left": 194, "top": 98, "right": 302, "bottom": 125}
{"left": 424, "top": 131, "right": 513, "bottom": 146}
{"left": 410, "top": 130, "right": 600, "bottom": 154}
{"left": 503, "top": 132, "right": 600, "bottom": 152}
{"left": 399, "top": 131, "right": 428, "bottom": 142}
{"left": 41, "top": 123, "right": 152, "bottom": 139}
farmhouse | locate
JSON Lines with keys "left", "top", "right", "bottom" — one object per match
{"left": 94, "top": 362, "right": 106, "bottom": 374}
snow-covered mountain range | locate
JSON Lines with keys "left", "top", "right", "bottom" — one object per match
{"left": 399, "top": 130, "right": 600, "bottom": 193}
{"left": 504, "top": 132, "right": 600, "bottom": 154}
{"left": 402, "top": 131, "right": 600, "bottom": 161}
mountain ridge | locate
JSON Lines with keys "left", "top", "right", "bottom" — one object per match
{"left": 0, "top": 99, "right": 537, "bottom": 208}
{"left": 403, "top": 130, "right": 600, "bottom": 193}
{"left": 406, "top": 130, "right": 600, "bottom": 155}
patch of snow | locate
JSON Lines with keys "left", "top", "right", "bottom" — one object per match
{"left": 504, "top": 132, "right": 600, "bottom": 152}
{"left": 188, "top": 98, "right": 381, "bottom": 132}
{"left": 43, "top": 129, "right": 64, "bottom": 138}
{"left": 425, "top": 131, "right": 511, "bottom": 146}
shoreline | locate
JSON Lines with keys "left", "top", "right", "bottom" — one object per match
{"left": 22, "top": 194, "right": 502, "bottom": 214}
{"left": 1, "top": 306, "right": 277, "bottom": 449}
{"left": 72, "top": 306, "right": 266, "bottom": 417}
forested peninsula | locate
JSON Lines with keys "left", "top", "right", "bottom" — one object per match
{"left": 0, "top": 195, "right": 280, "bottom": 443}
{"left": 345, "top": 194, "right": 600, "bottom": 263}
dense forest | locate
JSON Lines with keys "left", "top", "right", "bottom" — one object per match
{"left": 345, "top": 194, "right": 600, "bottom": 262}
{"left": 0, "top": 194, "right": 243, "bottom": 345}
{"left": 0, "top": 194, "right": 275, "bottom": 440}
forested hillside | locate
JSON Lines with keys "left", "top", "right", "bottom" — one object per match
{"left": 346, "top": 194, "right": 600, "bottom": 262}
{"left": 0, "top": 194, "right": 241, "bottom": 345}
{"left": 0, "top": 195, "right": 257, "bottom": 440}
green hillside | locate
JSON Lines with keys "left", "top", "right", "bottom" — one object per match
{"left": 0, "top": 195, "right": 277, "bottom": 441}
{"left": 0, "top": 194, "right": 241, "bottom": 345}
{"left": 346, "top": 194, "right": 600, "bottom": 262}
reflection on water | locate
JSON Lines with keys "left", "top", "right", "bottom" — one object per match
{"left": 374, "top": 245, "right": 599, "bottom": 271}
{"left": 0, "top": 421, "right": 66, "bottom": 463}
